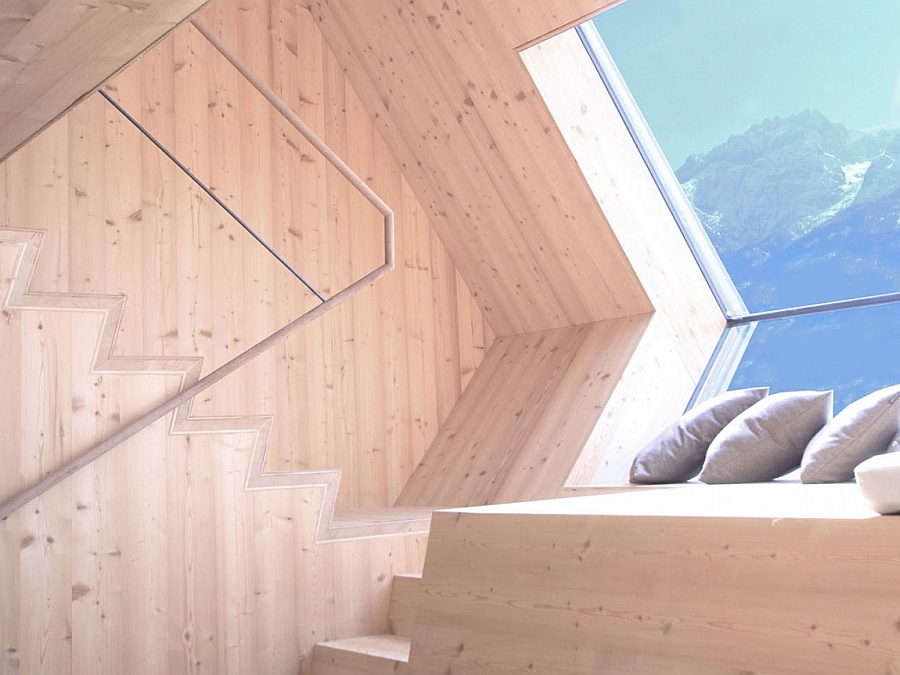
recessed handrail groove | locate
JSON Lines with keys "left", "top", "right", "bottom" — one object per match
{"left": 190, "top": 16, "right": 395, "bottom": 269}
{"left": 99, "top": 89, "right": 327, "bottom": 303}
{"left": 0, "top": 265, "right": 391, "bottom": 520}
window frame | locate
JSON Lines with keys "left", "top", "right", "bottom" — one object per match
{"left": 578, "top": 19, "right": 900, "bottom": 407}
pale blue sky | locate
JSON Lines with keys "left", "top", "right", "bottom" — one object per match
{"left": 593, "top": 0, "right": 900, "bottom": 168}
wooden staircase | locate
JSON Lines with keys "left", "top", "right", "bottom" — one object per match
{"left": 311, "top": 572, "right": 422, "bottom": 674}
{"left": 0, "top": 226, "right": 434, "bottom": 540}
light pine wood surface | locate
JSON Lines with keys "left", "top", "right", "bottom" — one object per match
{"left": 569, "top": 313, "right": 712, "bottom": 485}
{"left": 2, "top": 0, "right": 732, "bottom": 671}
{"left": 306, "top": 0, "right": 652, "bottom": 336}
{"left": 397, "top": 316, "right": 651, "bottom": 508}
{"left": 483, "top": 0, "right": 624, "bottom": 49}
{"left": 411, "top": 485, "right": 900, "bottom": 675}
{"left": 308, "top": 0, "right": 723, "bottom": 494}
{"left": 310, "top": 572, "right": 421, "bottom": 674}
{"left": 0, "top": 0, "right": 211, "bottom": 162}
{"left": 521, "top": 29, "right": 723, "bottom": 378}
{"left": 0, "top": 0, "right": 488, "bottom": 671}
{"left": 522, "top": 29, "right": 725, "bottom": 484}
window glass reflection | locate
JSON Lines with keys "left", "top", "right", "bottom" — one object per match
{"left": 729, "top": 304, "right": 900, "bottom": 411}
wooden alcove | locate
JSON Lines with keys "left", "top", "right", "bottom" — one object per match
{"left": 0, "top": 0, "right": 728, "bottom": 672}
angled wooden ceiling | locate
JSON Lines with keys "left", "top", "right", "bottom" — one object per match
{"left": 0, "top": 0, "right": 725, "bottom": 500}
{"left": 308, "top": 0, "right": 724, "bottom": 501}
{"left": 0, "top": 0, "right": 209, "bottom": 162}
{"left": 306, "top": 0, "right": 652, "bottom": 336}
{"left": 0, "top": 0, "right": 728, "bottom": 669}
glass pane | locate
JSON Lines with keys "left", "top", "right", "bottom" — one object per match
{"left": 726, "top": 304, "right": 900, "bottom": 412}
{"left": 593, "top": 0, "right": 900, "bottom": 312}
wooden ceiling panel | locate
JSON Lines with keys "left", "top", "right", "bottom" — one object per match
{"left": 0, "top": 0, "right": 210, "bottom": 162}
{"left": 0, "top": 0, "right": 53, "bottom": 51}
{"left": 482, "top": 0, "right": 622, "bottom": 49}
{"left": 307, "top": 0, "right": 652, "bottom": 336}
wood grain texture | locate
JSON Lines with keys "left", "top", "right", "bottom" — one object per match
{"left": 521, "top": 29, "right": 725, "bottom": 484}
{"left": 397, "top": 316, "right": 650, "bottom": 508}
{"left": 304, "top": 0, "right": 722, "bottom": 508}
{"left": 0, "top": 0, "right": 486, "bottom": 670}
{"left": 567, "top": 313, "right": 716, "bottom": 486}
{"left": 0, "top": 0, "right": 211, "bottom": 162}
{"left": 2, "top": 0, "right": 733, "bottom": 671}
{"left": 482, "top": 0, "right": 623, "bottom": 49}
{"left": 411, "top": 484, "right": 900, "bottom": 675}
{"left": 306, "top": 0, "right": 652, "bottom": 336}
{"left": 309, "top": 572, "right": 420, "bottom": 674}
{"left": 312, "top": 635, "right": 410, "bottom": 675}
{"left": 1, "top": 22, "right": 404, "bottom": 518}
{"left": 521, "top": 29, "right": 723, "bottom": 378}
{"left": 387, "top": 573, "right": 421, "bottom": 638}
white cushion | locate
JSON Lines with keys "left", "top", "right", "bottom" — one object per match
{"left": 855, "top": 451, "right": 900, "bottom": 514}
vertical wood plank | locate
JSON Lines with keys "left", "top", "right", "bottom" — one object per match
{"left": 0, "top": 1, "right": 488, "bottom": 673}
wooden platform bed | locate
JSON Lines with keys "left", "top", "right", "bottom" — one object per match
{"left": 409, "top": 483, "right": 900, "bottom": 674}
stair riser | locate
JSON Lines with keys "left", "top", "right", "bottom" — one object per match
{"left": 387, "top": 574, "right": 421, "bottom": 638}
{"left": 312, "top": 646, "right": 409, "bottom": 675}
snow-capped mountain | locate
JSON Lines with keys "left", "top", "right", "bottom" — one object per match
{"left": 677, "top": 110, "right": 900, "bottom": 311}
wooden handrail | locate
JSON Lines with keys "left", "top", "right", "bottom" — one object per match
{"left": 0, "top": 267, "right": 391, "bottom": 520}
{"left": 0, "top": 19, "right": 395, "bottom": 520}
{"left": 190, "top": 16, "right": 395, "bottom": 269}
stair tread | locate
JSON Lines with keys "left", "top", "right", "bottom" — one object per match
{"left": 318, "top": 634, "right": 410, "bottom": 662}
{"left": 330, "top": 507, "right": 433, "bottom": 526}
{"left": 322, "top": 508, "right": 433, "bottom": 541}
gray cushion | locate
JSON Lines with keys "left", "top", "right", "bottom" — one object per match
{"left": 887, "top": 428, "right": 900, "bottom": 454}
{"left": 800, "top": 384, "right": 900, "bottom": 483}
{"left": 699, "top": 391, "right": 833, "bottom": 484}
{"left": 629, "top": 387, "right": 769, "bottom": 484}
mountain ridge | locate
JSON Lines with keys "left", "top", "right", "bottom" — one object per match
{"left": 677, "top": 109, "right": 900, "bottom": 311}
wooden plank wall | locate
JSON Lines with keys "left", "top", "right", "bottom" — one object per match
{"left": 0, "top": 0, "right": 211, "bottom": 162}
{"left": 410, "top": 486, "right": 900, "bottom": 674}
{"left": 521, "top": 30, "right": 725, "bottom": 485}
{"left": 0, "top": 0, "right": 491, "bottom": 671}
{"left": 306, "top": 0, "right": 652, "bottom": 336}
{"left": 1, "top": 0, "right": 731, "bottom": 668}
{"left": 397, "top": 316, "right": 650, "bottom": 508}
{"left": 317, "top": 0, "right": 723, "bottom": 502}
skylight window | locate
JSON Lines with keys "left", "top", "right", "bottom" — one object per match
{"left": 584, "top": 0, "right": 900, "bottom": 410}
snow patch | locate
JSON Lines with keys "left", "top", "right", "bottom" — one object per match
{"left": 791, "top": 161, "right": 871, "bottom": 237}
{"left": 681, "top": 178, "right": 724, "bottom": 234}
{"left": 876, "top": 149, "right": 895, "bottom": 169}
{"left": 681, "top": 177, "right": 697, "bottom": 201}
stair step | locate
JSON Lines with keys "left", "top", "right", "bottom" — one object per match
{"left": 324, "top": 508, "right": 433, "bottom": 541}
{"left": 312, "top": 634, "right": 410, "bottom": 675}
{"left": 310, "top": 572, "right": 423, "bottom": 673}
{"left": 388, "top": 573, "right": 422, "bottom": 637}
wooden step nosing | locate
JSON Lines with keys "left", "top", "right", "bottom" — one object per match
{"left": 316, "top": 634, "right": 411, "bottom": 662}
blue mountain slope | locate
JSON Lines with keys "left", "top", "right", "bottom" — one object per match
{"left": 679, "top": 111, "right": 900, "bottom": 407}
{"left": 679, "top": 110, "right": 900, "bottom": 311}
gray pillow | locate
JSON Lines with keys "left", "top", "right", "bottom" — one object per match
{"left": 889, "top": 429, "right": 900, "bottom": 453}
{"left": 800, "top": 384, "right": 900, "bottom": 483}
{"left": 629, "top": 387, "right": 769, "bottom": 484}
{"left": 699, "top": 390, "right": 833, "bottom": 484}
